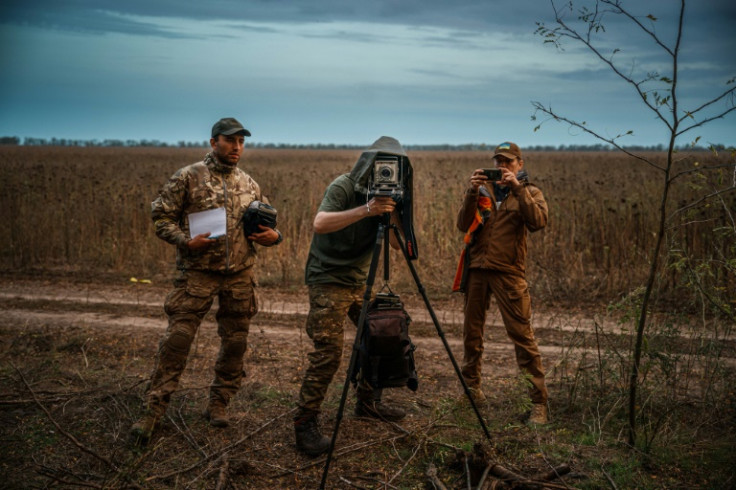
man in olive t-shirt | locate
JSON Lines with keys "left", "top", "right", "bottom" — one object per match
{"left": 294, "top": 136, "right": 407, "bottom": 457}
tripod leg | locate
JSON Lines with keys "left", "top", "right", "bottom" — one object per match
{"left": 319, "top": 221, "right": 386, "bottom": 489}
{"left": 389, "top": 225, "right": 493, "bottom": 442}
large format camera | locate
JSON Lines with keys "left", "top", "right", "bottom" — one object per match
{"left": 368, "top": 155, "right": 403, "bottom": 201}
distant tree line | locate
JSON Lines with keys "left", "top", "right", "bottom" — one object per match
{"left": 0, "top": 136, "right": 730, "bottom": 152}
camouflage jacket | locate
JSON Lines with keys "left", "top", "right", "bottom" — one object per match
{"left": 151, "top": 152, "right": 264, "bottom": 273}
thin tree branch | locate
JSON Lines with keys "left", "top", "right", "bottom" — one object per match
{"left": 677, "top": 105, "right": 736, "bottom": 138}
{"left": 548, "top": 1, "right": 673, "bottom": 129}
{"left": 678, "top": 85, "right": 736, "bottom": 121}
{"left": 146, "top": 407, "right": 296, "bottom": 482}
{"left": 600, "top": 0, "right": 674, "bottom": 56}
{"left": 667, "top": 186, "right": 736, "bottom": 221}
{"left": 532, "top": 102, "right": 665, "bottom": 172}
{"left": 14, "top": 364, "right": 118, "bottom": 471}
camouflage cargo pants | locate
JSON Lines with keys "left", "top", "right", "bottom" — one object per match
{"left": 461, "top": 269, "right": 548, "bottom": 404}
{"left": 297, "top": 284, "right": 374, "bottom": 416}
{"left": 144, "top": 268, "right": 258, "bottom": 416}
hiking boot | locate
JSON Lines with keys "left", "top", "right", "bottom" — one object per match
{"left": 527, "top": 403, "right": 549, "bottom": 425}
{"left": 354, "top": 400, "right": 406, "bottom": 422}
{"left": 466, "top": 386, "right": 487, "bottom": 405}
{"left": 294, "top": 415, "right": 331, "bottom": 457}
{"left": 204, "top": 403, "right": 229, "bottom": 428}
{"left": 129, "top": 413, "right": 159, "bottom": 447}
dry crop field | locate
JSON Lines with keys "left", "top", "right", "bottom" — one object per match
{"left": 0, "top": 146, "right": 734, "bottom": 489}
{"left": 1, "top": 145, "right": 733, "bottom": 304}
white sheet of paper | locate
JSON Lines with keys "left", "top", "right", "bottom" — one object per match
{"left": 188, "top": 207, "right": 226, "bottom": 239}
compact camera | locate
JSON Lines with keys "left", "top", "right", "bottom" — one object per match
{"left": 369, "top": 155, "right": 404, "bottom": 200}
{"left": 482, "top": 168, "right": 503, "bottom": 181}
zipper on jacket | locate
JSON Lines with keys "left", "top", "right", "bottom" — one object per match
{"left": 223, "top": 176, "right": 230, "bottom": 271}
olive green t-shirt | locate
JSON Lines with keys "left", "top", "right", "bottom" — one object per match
{"left": 305, "top": 174, "right": 382, "bottom": 286}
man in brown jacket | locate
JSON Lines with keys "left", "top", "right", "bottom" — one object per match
{"left": 453, "top": 141, "right": 549, "bottom": 425}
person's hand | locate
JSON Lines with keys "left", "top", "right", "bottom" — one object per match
{"left": 498, "top": 167, "right": 520, "bottom": 188}
{"left": 469, "top": 169, "right": 491, "bottom": 191}
{"left": 365, "top": 196, "right": 397, "bottom": 217}
{"left": 187, "top": 233, "right": 216, "bottom": 251}
{"left": 248, "top": 225, "right": 280, "bottom": 245}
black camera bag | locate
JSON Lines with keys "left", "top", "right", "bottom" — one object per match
{"left": 242, "top": 201, "right": 277, "bottom": 236}
{"left": 351, "top": 294, "right": 418, "bottom": 391}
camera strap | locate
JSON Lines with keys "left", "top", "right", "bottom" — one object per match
{"left": 452, "top": 191, "right": 493, "bottom": 293}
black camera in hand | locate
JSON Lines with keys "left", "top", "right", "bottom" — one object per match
{"left": 482, "top": 168, "right": 503, "bottom": 181}
{"left": 242, "top": 200, "right": 277, "bottom": 236}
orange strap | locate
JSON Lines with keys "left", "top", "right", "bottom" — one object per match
{"left": 452, "top": 196, "right": 492, "bottom": 292}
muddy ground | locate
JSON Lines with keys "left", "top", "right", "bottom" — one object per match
{"left": 0, "top": 272, "right": 733, "bottom": 489}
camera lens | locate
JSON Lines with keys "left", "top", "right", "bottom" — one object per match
{"left": 380, "top": 167, "right": 393, "bottom": 178}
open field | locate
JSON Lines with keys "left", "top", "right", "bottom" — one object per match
{"left": 1, "top": 146, "right": 733, "bottom": 306}
{"left": 0, "top": 147, "right": 734, "bottom": 488}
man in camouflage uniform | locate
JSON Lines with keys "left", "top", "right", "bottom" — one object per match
{"left": 294, "top": 136, "right": 408, "bottom": 457}
{"left": 130, "top": 117, "right": 283, "bottom": 446}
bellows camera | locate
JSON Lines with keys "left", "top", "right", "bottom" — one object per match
{"left": 369, "top": 155, "right": 403, "bottom": 200}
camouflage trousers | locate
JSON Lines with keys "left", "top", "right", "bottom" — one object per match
{"left": 144, "top": 268, "right": 258, "bottom": 417}
{"left": 461, "top": 269, "right": 548, "bottom": 404}
{"left": 296, "top": 284, "right": 375, "bottom": 417}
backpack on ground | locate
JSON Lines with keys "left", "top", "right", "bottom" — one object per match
{"left": 351, "top": 293, "right": 418, "bottom": 391}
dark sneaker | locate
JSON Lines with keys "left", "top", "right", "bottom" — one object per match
{"left": 295, "top": 416, "right": 331, "bottom": 457}
{"left": 204, "top": 404, "right": 230, "bottom": 428}
{"left": 354, "top": 400, "right": 406, "bottom": 422}
{"left": 129, "top": 413, "right": 159, "bottom": 447}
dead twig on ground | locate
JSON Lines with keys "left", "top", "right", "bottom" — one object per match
{"left": 426, "top": 463, "right": 448, "bottom": 490}
{"left": 14, "top": 364, "right": 118, "bottom": 471}
{"left": 146, "top": 407, "right": 296, "bottom": 482}
{"left": 166, "top": 403, "right": 206, "bottom": 458}
{"left": 339, "top": 475, "right": 370, "bottom": 489}
{"left": 215, "top": 453, "right": 229, "bottom": 490}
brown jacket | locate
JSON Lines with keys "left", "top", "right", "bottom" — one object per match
{"left": 456, "top": 182, "right": 548, "bottom": 277}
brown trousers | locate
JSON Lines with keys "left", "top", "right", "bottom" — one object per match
{"left": 461, "top": 269, "right": 547, "bottom": 404}
{"left": 145, "top": 269, "right": 258, "bottom": 416}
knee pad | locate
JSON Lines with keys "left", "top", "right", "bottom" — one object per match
{"left": 221, "top": 331, "right": 248, "bottom": 358}
{"left": 163, "top": 324, "right": 196, "bottom": 355}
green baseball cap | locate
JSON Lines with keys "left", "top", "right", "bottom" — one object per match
{"left": 211, "top": 117, "right": 251, "bottom": 138}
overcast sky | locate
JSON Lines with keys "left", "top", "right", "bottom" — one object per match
{"left": 1, "top": 0, "right": 734, "bottom": 147}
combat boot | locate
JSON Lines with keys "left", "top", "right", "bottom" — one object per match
{"left": 294, "top": 414, "right": 331, "bottom": 457}
{"left": 204, "top": 402, "right": 230, "bottom": 428}
{"left": 527, "top": 403, "right": 549, "bottom": 425}
{"left": 354, "top": 399, "right": 406, "bottom": 422}
{"left": 466, "top": 386, "right": 487, "bottom": 405}
{"left": 129, "top": 412, "right": 159, "bottom": 447}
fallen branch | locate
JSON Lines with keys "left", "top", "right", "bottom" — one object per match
{"left": 275, "top": 432, "right": 411, "bottom": 476}
{"left": 388, "top": 414, "right": 443, "bottom": 485}
{"left": 426, "top": 463, "right": 448, "bottom": 490}
{"left": 167, "top": 405, "right": 206, "bottom": 458}
{"left": 339, "top": 475, "right": 369, "bottom": 489}
{"left": 215, "top": 454, "right": 229, "bottom": 490}
{"left": 147, "top": 407, "right": 296, "bottom": 482}
{"left": 529, "top": 464, "right": 572, "bottom": 483}
{"left": 14, "top": 364, "right": 118, "bottom": 471}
